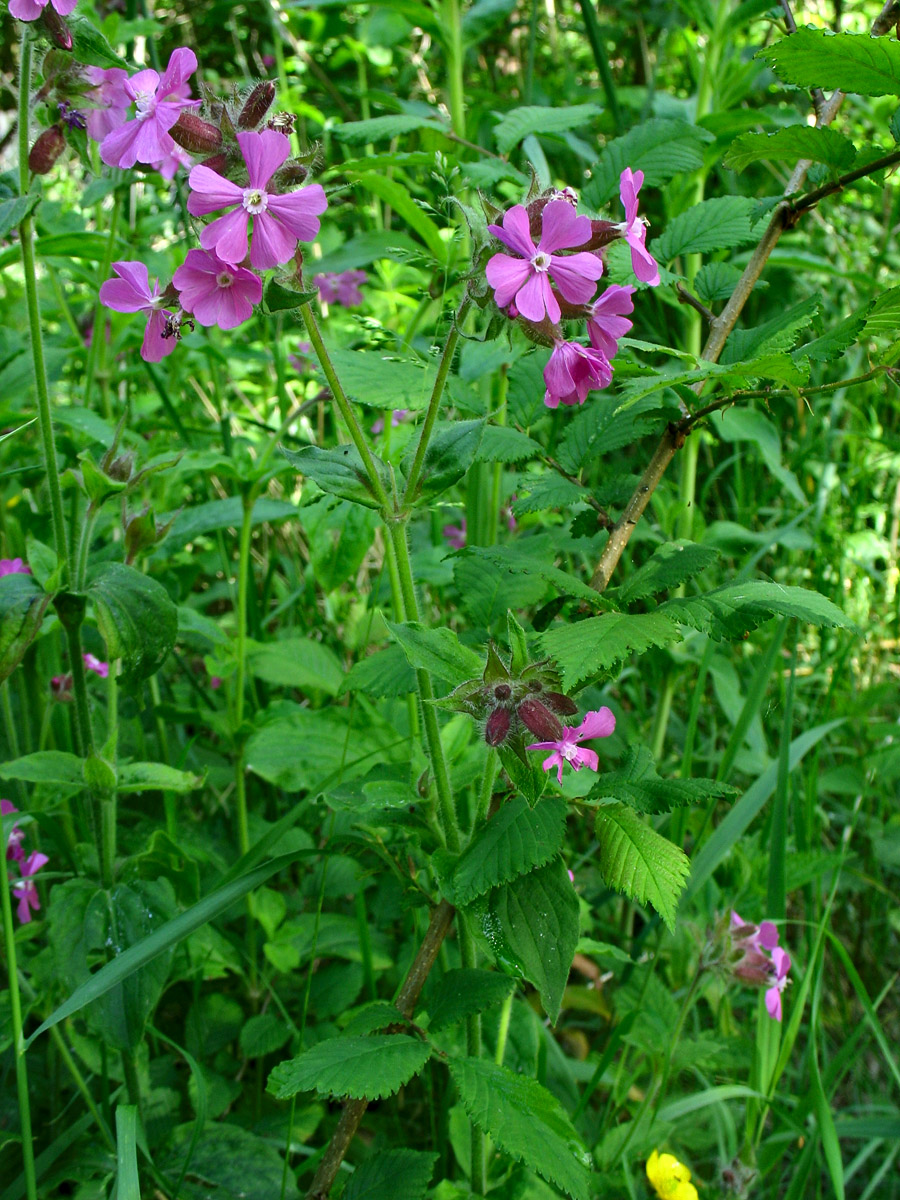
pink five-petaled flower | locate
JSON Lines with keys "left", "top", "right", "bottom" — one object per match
{"left": 587, "top": 284, "right": 636, "bottom": 359}
{"left": 486, "top": 200, "right": 604, "bottom": 324}
{"left": 99, "top": 261, "right": 178, "bottom": 363}
{"left": 619, "top": 168, "right": 660, "bottom": 286}
{"left": 83, "top": 653, "right": 109, "bottom": 678}
{"left": 0, "top": 558, "right": 31, "bottom": 577}
{"left": 731, "top": 910, "right": 779, "bottom": 953}
{"left": 153, "top": 142, "right": 193, "bottom": 181}
{"left": 12, "top": 850, "right": 49, "bottom": 924}
{"left": 443, "top": 520, "right": 467, "bottom": 550}
{"left": 84, "top": 67, "right": 130, "bottom": 143}
{"left": 2, "top": 799, "right": 25, "bottom": 863}
{"left": 543, "top": 339, "right": 612, "bottom": 409}
{"left": 187, "top": 129, "right": 328, "bottom": 271}
{"left": 8, "top": 0, "right": 75, "bottom": 21}
{"left": 766, "top": 947, "right": 791, "bottom": 1022}
{"left": 173, "top": 249, "right": 262, "bottom": 330}
{"left": 528, "top": 707, "right": 616, "bottom": 785}
{"left": 100, "top": 48, "right": 199, "bottom": 170}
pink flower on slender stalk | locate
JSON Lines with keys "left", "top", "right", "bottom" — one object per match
{"left": 2, "top": 800, "right": 25, "bottom": 863}
{"left": 153, "top": 142, "right": 193, "bottom": 181}
{"left": 619, "top": 168, "right": 660, "bottom": 286}
{"left": 173, "top": 249, "right": 262, "bottom": 330}
{"left": 315, "top": 269, "right": 367, "bottom": 307}
{"left": 486, "top": 200, "right": 604, "bottom": 323}
{"left": 84, "top": 67, "right": 130, "bottom": 143}
{"left": 100, "top": 48, "right": 199, "bottom": 170}
{"left": 0, "top": 558, "right": 31, "bottom": 577}
{"left": 766, "top": 947, "right": 791, "bottom": 1022}
{"left": 83, "top": 653, "right": 109, "bottom": 678}
{"left": 8, "top": 0, "right": 75, "bottom": 21}
{"left": 99, "top": 261, "right": 178, "bottom": 363}
{"left": 543, "top": 340, "right": 612, "bottom": 409}
{"left": 587, "top": 285, "right": 635, "bottom": 359}
{"left": 188, "top": 129, "right": 328, "bottom": 270}
{"left": 443, "top": 520, "right": 467, "bottom": 550}
{"left": 528, "top": 708, "right": 616, "bottom": 784}
{"left": 12, "top": 850, "right": 49, "bottom": 924}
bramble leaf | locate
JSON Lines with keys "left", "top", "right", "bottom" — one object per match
{"left": 267, "top": 1035, "right": 431, "bottom": 1101}
{"left": 762, "top": 28, "right": 900, "bottom": 97}
{"left": 594, "top": 804, "right": 690, "bottom": 930}
{"left": 451, "top": 796, "right": 567, "bottom": 904}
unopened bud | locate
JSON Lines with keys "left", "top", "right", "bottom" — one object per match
{"left": 517, "top": 697, "right": 564, "bottom": 742}
{"left": 50, "top": 673, "right": 73, "bottom": 703}
{"left": 238, "top": 81, "right": 276, "bottom": 129}
{"left": 485, "top": 707, "right": 511, "bottom": 747}
{"left": 199, "top": 153, "right": 228, "bottom": 174}
{"left": 275, "top": 160, "right": 309, "bottom": 187}
{"left": 29, "top": 126, "right": 66, "bottom": 174}
{"left": 170, "top": 113, "right": 223, "bottom": 154}
{"left": 493, "top": 683, "right": 512, "bottom": 701}
{"left": 544, "top": 691, "right": 578, "bottom": 716}
{"left": 107, "top": 451, "right": 135, "bottom": 481}
{"left": 40, "top": 5, "right": 73, "bottom": 50}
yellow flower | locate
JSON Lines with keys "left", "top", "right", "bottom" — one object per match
{"left": 646, "top": 1149, "right": 699, "bottom": 1200}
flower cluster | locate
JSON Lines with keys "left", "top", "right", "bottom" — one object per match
{"left": 484, "top": 169, "right": 660, "bottom": 409}
{"left": 646, "top": 1149, "right": 698, "bottom": 1200}
{"left": 2, "top": 801, "right": 48, "bottom": 924}
{"left": 729, "top": 910, "right": 791, "bottom": 1021}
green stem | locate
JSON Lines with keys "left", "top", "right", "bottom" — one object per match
{"left": 494, "top": 992, "right": 513, "bottom": 1066}
{"left": 48, "top": 1025, "right": 116, "bottom": 1154}
{"left": 100, "top": 663, "right": 118, "bottom": 888}
{"left": 474, "top": 750, "right": 498, "bottom": 831}
{"left": 84, "top": 192, "right": 121, "bottom": 417}
{"left": 577, "top": 0, "right": 623, "bottom": 134}
{"left": 234, "top": 492, "right": 257, "bottom": 992}
{"left": 459, "top": 923, "right": 485, "bottom": 1194}
{"left": 1, "top": 680, "right": 28, "bottom": 805}
{"left": 443, "top": 0, "right": 466, "bottom": 138}
{"left": 75, "top": 506, "right": 98, "bottom": 592}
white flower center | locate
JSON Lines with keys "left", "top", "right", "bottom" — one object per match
{"left": 242, "top": 187, "right": 269, "bottom": 215}
{"left": 531, "top": 251, "right": 552, "bottom": 273}
{"left": 134, "top": 91, "right": 157, "bottom": 122}
{"left": 561, "top": 740, "right": 580, "bottom": 762}
{"left": 216, "top": 270, "right": 234, "bottom": 289}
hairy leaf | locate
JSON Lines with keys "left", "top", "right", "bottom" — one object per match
{"left": 387, "top": 620, "right": 483, "bottom": 685}
{"left": 587, "top": 746, "right": 738, "bottom": 814}
{"left": 661, "top": 581, "right": 858, "bottom": 639}
{"left": 556, "top": 392, "right": 672, "bottom": 473}
{"left": 594, "top": 804, "right": 690, "bottom": 930}
{"left": 451, "top": 795, "right": 567, "bottom": 904}
{"left": 584, "top": 118, "right": 713, "bottom": 206}
{"left": 282, "top": 444, "right": 389, "bottom": 509}
{"left": 0, "top": 572, "right": 50, "bottom": 685}
{"left": 344, "top": 1149, "right": 437, "bottom": 1200}
{"left": 539, "top": 612, "right": 678, "bottom": 689}
{"left": 404, "top": 419, "right": 485, "bottom": 502}
{"left": 654, "top": 196, "right": 758, "bottom": 263}
{"left": 267, "top": 1035, "right": 431, "bottom": 1100}
{"left": 341, "top": 644, "right": 417, "bottom": 699}
{"left": 724, "top": 126, "right": 857, "bottom": 174}
{"left": 614, "top": 541, "right": 720, "bottom": 605}
{"left": 458, "top": 545, "right": 602, "bottom": 607}
{"left": 476, "top": 425, "right": 542, "bottom": 464}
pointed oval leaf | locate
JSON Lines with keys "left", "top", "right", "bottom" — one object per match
{"left": 268, "top": 1034, "right": 431, "bottom": 1101}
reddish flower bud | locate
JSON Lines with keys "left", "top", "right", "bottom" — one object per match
{"left": 29, "top": 126, "right": 66, "bottom": 175}
{"left": 493, "top": 683, "right": 512, "bottom": 701}
{"left": 275, "top": 161, "right": 309, "bottom": 187}
{"left": 199, "top": 153, "right": 228, "bottom": 174}
{"left": 169, "top": 113, "right": 223, "bottom": 154}
{"left": 40, "top": 6, "right": 73, "bottom": 50}
{"left": 238, "top": 81, "right": 276, "bottom": 129}
{"left": 485, "top": 706, "right": 511, "bottom": 747}
{"left": 517, "top": 697, "right": 564, "bottom": 742}
{"left": 544, "top": 691, "right": 579, "bottom": 716}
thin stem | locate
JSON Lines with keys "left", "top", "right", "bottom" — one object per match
{"left": 460, "top": 921, "right": 485, "bottom": 1195}
{"left": 1, "top": 681, "right": 27, "bottom": 804}
{"left": 494, "top": 992, "right": 513, "bottom": 1065}
{"left": 48, "top": 1025, "right": 116, "bottom": 1153}
{"left": 234, "top": 492, "right": 257, "bottom": 993}
{"left": 443, "top": 0, "right": 466, "bottom": 137}
{"left": 474, "top": 750, "right": 498, "bottom": 830}
{"left": 577, "top": 0, "right": 623, "bottom": 134}
{"left": 84, "top": 192, "right": 121, "bottom": 416}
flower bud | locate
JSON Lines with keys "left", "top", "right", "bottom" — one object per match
{"left": 238, "top": 81, "right": 276, "bottom": 129}
{"left": 170, "top": 113, "right": 223, "bottom": 154}
{"left": 517, "top": 697, "right": 564, "bottom": 742}
{"left": 543, "top": 691, "right": 579, "bottom": 716}
{"left": 40, "top": 5, "right": 73, "bottom": 50}
{"left": 493, "top": 683, "right": 512, "bottom": 701}
{"left": 107, "top": 451, "right": 135, "bottom": 482}
{"left": 199, "top": 153, "right": 229, "bottom": 174}
{"left": 485, "top": 706, "right": 511, "bottom": 747}
{"left": 28, "top": 126, "right": 66, "bottom": 175}
{"left": 50, "top": 673, "right": 73, "bottom": 703}
{"left": 275, "top": 161, "right": 309, "bottom": 187}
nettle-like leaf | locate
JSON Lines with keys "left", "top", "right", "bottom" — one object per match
{"left": 282, "top": 444, "right": 389, "bottom": 509}
{"left": 341, "top": 644, "right": 417, "bottom": 699}
{"left": 267, "top": 1034, "right": 431, "bottom": 1101}
{"left": 512, "top": 477, "right": 589, "bottom": 515}
{"left": 587, "top": 746, "right": 738, "bottom": 814}
{"left": 448, "top": 1057, "right": 592, "bottom": 1200}
{"left": 450, "top": 795, "right": 567, "bottom": 904}
{"left": 539, "top": 612, "right": 679, "bottom": 690}
{"left": 792, "top": 310, "right": 868, "bottom": 365}
{"left": 593, "top": 804, "right": 689, "bottom": 930}
{"left": 654, "top": 196, "right": 758, "bottom": 263}
{"left": 724, "top": 126, "right": 857, "bottom": 175}
{"left": 694, "top": 261, "right": 747, "bottom": 305}
{"left": 613, "top": 541, "right": 720, "bottom": 605}
{"left": 403, "top": 419, "right": 485, "bottom": 502}
{"left": 326, "top": 348, "right": 455, "bottom": 411}
{"left": 459, "top": 545, "right": 603, "bottom": 608}
{"left": 863, "top": 286, "right": 900, "bottom": 337}
{"left": 335, "top": 114, "right": 448, "bottom": 144}
{"left": 762, "top": 28, "right": 900, "bottom": 97}
{"left": 87, "top": 563, "right": 177, "bottom": 687}
{"left": 475, "top": 425, "right": 542, "bottom": 465}
{"left": 0, "top": 572, "right": 50, "bottom": 685}
{"left": 344, "top": 1149, "right": 437, "bottom": 1200}
{"left": 454, "top": 556, "right": 547, "bottom": 632}
{"left": 556, "top": 391, "right": 673, "bottom": 474}
{"left": 387, "top": 620, "right": 483, "bottom": 686}
{"left": 660, "top": 581, "right": 858, "bottom": 640}
{"left": 583, "top": 118, "right": 714, "bottom": 207}
{"left": 492, "top": 103, "right": 602, "bottom": 155}
{"left": 425, "top": 968, "right": 516, "bottom": 1031}
{"left": 720, "top": 294, "right": 820, "bottom": 364}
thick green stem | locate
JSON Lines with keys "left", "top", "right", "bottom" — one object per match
{"left": 443, "top": 0, "right": 466, "bottom": 138}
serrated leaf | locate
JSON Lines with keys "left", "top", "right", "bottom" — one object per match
{"left": 452, "top": 796, "right": 567, "bottom": 904}
{"left": 556, "top": 391, "right": 672, "bottom": 473}
{"left": 539, "top": 612, "right": 678, "bottom": 690}
{"left": 448, "top": 1057, "right": 591, "bottom": 1200}
{"left": 863, "top": 286, "right": 900, "bottom": 337}
{"left": 594, "top": 804, "right": 689, "bottom": 930}
{"left": 720, "top": 295, "right": 820, "bottom": 364}
{"left": 426, "top": 969, "right": 515, "bottom": 1030}
{"left": 240, "top": 1013, "right": 291, "bottom": 1058}
{"left": 341, "top": 645, "right": 417, "bottom": 699}
{"left": 0, "top": 194, "right": 40, "bottom": 239}
{"left": 267, "top": 1035, "right": 431, "bottom": 1101}
{"left": 614, "top": 541, "right": 720, "bottom": 605}
{"left": 724, "top": 126, "right": 857, "bottom": 174}
{"left": 761, "top": 28, "right": 900, "bottom": 97}
{"left": 654, "top": 196, "right": 758, "bottom": 263}
{"left": 476, "top": 425, "right": 542, "bottom": 464}
{"left": 0, "top": 750, "right": 83, "bottom": 787}
{"left": 262, "top": 277, "right": 317, "bottom": 313}
{"left": 335, "top": 114, "right": 447, "bottom": 143}
{"left": 68, "top": 14, "right": 128, "bottom": 67}
{"left": 458, "top": 545, "right": 603, "bottom": 608}
{"left": 344, "top": 1149, "right": 437, "bottom": 1200}
{"left": 454, "top": 556, "right": 548, "bottom": 631}
{"left": 694, "top": 261, "right": 745, "bottom": 305}
{"left": 343, "top": 1002, "right": 408, "bottom": 1037}
{"left": 493, "top": 104, "right": 602, "bottom": 155}
{"left": 512, "top": 477, "right": 588, "bottom": 515}
{"left": 386, "top": 620, "right": 483, "bottom": 686}
{"left": 404, "top": 419, "right": 485, "bottom": 502}
{"left": 661, "top": 581, "right": 858, "bottom": 640}
{"left": 583, "top": 119, "right": 713, "bottom": 207}
{"left": 587, "top": 745, "right": 738, "bottom": 814}
{"left": 117, "top": 762, "right": 202, "bottom": 794}
{"left": 0, "top": 572, "right": 50, "bottom": 685}
{"left": 87, "top": 563, "right": 177, "bottom": 688}
{"left": 792, "top": 311, "right": 867, "bottom": 364}
{"left": 282, "top": 444, "right": 388, "bottom": 508}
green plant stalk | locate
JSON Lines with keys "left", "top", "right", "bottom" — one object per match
{"left": 443, "top": 0, "right": 466, "bottom": 138}
{"left": 0, "top": 843, "right": 39, "bottom": 1200}
{"left": 459, "top": 921, "right": 486, "bottom": 1195}
{"left": 1, "top": 680, "right": 28, "bottom": 806}
{"left": 577, "top": 0, "right": 623, "bottom": 134}
{"left": 494, "top": 991, "right": 513, "bottom": 1066}
{"left": 233, "top": 491, "right": 255, "bottom": 860}
{"left": 75, "top": 505, "right": 99, "bottom": 592}
{"left": 98, "top": 665, "right": 119, "bottom": 889}
{"left": 48, "top": 1025, "right": 116, "bottom": 1154}
{"left": 474, "top": 750, "right": 498, "bottom": 831}
{"left": 83, "top": 192, "right": 121, "bottom": 417}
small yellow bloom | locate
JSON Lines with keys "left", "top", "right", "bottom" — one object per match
{"left": 646, "top": 1149, "right": 699, "bottom": 1200}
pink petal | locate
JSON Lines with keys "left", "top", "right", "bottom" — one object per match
{"left": 772, "top": 946, "right": 791, "bottom": 980}
{"left": 485, "top": 253, "right": 532, "bottom": 308}
{"left": 576, "top": 707, "right": 616, "bottom": 740}
{"left": 16, "top": 891, "right": 32, "bottom": 924}
{"left": 266, "top": 185, "right": 328, "bottom": 241}
{"left": 100, "top": 262, "right": 154, "bottom": 312}
{"left": 757, "top": 921, "right": 779, "bottom": 950}
{"left": 141, "top": 310, "right": 177, "bottom": 363}
{"left": 628, "top": 236, "right": 660, "bottom": 286}
{"left": 516, "top": 272, "right": 558, "bottom": 323}
{"left": 187, "top": 165, "right": 243, "bottom": 214}
{"left": 9, "top": 0, "right": 46, "bottom": 18}
{"left": 199, "top": 208, "right": 251, "bottom": 266}
{"left": 249, "top": 211, "right": 299, "bottom": 269}
{"left": 544, "top": 343, "right": 578, "bottom": 397}
{"left": 538, "top": 200, "right": 592, "bottom": 254}
{"left": 592, "top": 283, "right": 636, "bottom": 319}
{"left": 488, "top": 205, "right": 537, "bottom": 260}
{"left": 238, "top": 129, "right": 291, "bottom": 190}
{"left": 765, "top": 986, "right": 782, "bottom": 1022}
{"left": 548, "top": 252, "right": 604, "bottom": 304}
{"left": 125, "top": 69, "right": 161, "bottom": 102}
{"left": 541, "top": 750, "right": 564, "bottom": 785}
{"left": 571, "top": 746, "right": 599, "bottom": 773}
{"left": 157, "top": 47, "right": 198, "bottom": 99}
{"left": 619, "top": 167, "right": 643, "bottom": 226}
{"left": 100, "top": 121, "right": 142, "bottom": 168}
{"left": 24, "top": 851, "right": 49, "bottom": 875}
{"left": 52, "top": 0, "right": 78, "bottom": 13}
{"left": 154, "top": 97, "right": 199, "bottom": 136}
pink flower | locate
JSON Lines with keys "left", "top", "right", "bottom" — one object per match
{"left": 443, "top": 520, "right": 467, "bottom": 550}
{"left": 100, "top": 48, "right": 199, "bottom": 170}
{"left": 528, "top": 707, "right": 616, "bottom": 784}
{"left": 84, "top": 67, "right": 130, "bottom": 143}
{"left": 2, "top": 799, "right": 25, "bottom": 863}
{"left": 188, "top": 129, "right": 328, "bottom": 270}
{"left": 99, "top": 261, "right": 178, "bottom": 363}
{"left": 209, "top": 676, "right": 223, "bottom": 690}
{"left": 8, "top": 0, "right": 75, "bottom": 21}
{"left": 12, "top": 850, "right": 49, "bottom": 924}
{"left": 0, "top": 558, "right": 31, "bottom": 577}
{"left": 486, "top": 200, "right": 604, "bottom": 323}
{"left": 289, "top": 341, "right": 314, "bottom": 373}
{"left": 730, "top": 911, "right": 790, "bottom": 1021}
{"left": 83, "top": 653, "right": 109, "bottom": 678}
{"left": 587, "top": 285, "right": 635, "bottom": 359}
{"left": 173, "top": 249, "right": 262, "bottom": 330}
{"left": 152, "top": 142, "right": 193, "bottom": 181}
{"left": 619, "top": 169, "right": 660, "bottom": 286}
{"left": 731, "top": 910, "right": 779, "bottom": 953}
{"left": 543, "top": 339, "right": 612, "bottom": 409}
{"left": 315, "top": 269, "right": 367, "bottom": 307}
{"left": 371, "top": 409, "right": 409, "bottom": 435}
{"left": 766, "top": 947, "right": 791, "bottom": 1022}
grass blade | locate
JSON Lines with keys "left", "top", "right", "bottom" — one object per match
{"left": 114, "top": 1106, "right": 140, "bottom": 1200}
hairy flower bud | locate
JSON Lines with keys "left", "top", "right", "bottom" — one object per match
{"left": 199, "top": 153, "right": 229, "bottom": 174}
{"left": 40, "top": 5, "right": 73, "bottom": 50}
{"left": 29, "top": 126, "right": 66, "bottom": 174}
{"left": 517, "top": 697, "right": 564, "bottom": 742}
{"left": 485, "top": 706, "right": 511, "bottom": 747}
{"left": 275, "top": 161, "right": 309, "bottom": 187}
{"left": 238, "top": 81, "right": 276, "bottom": 129}
{"left": 493, "top": 683, "right": 512, "bottom": 701}
{"left": 170, "top": 113, "right": 223, "bottom": 154}
{"left": 543, "top": 691, "right": 579, "bottom": 716}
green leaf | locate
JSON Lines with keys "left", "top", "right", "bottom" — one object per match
{"left": 117, "top": 762, "right": 203, "bottom": 794}
{"left": 68, "top": 14, "right": 128, "bottom": 67}
{"left": 340, "top": 645, "right": 417, "bottom": 699}
{"left": 335, "top": 114, "right": 447, "bottom": 143}
{"left": 614, "top": 541, "right": 720, "bottom": 605}
{"left": 475, "top": 425, "right": 542, "bottom": 464}
{"left": 459, "top": 545, "right": 601, "bottom": 608}
{"left": 761, "top": 28, "right": 900, "bottom": 97}
{"left": 654, "top": 196, "right": 758, "bottom": 263}
{"left": 325, "top": 348, "right": 439, "bottom": 410}
{"left": 268, "top": 1034, "right": 431, "bottom": 1100}
{"left": 863, "top": 286, "right": 900, "bottom": 337}
{"left": 694, "top": 261, "right": 745, "bottom": 305}
{"left": 312, "top": 229, "right": 424, "bottom": 274}
{"left": 583, "top": 118, "right": 713, "bottom": 207}
{"left": 448, "top": 1057, "right": 592, "bottom": 1200}
{"left": 480, "top": 858, "right": 579, "bottom": 1024}
{"left": 344, "top": 1150, "right": 436, "bottom": 1200}
{"left": 661, "top": 581, "right": 858, "bottom": 640}
{"left": 587, "top": 745, "right": 738, "bottom": 814}
{"left": 387, "top": 620, "right": 483, "bottom": 686}
{"left": 261, "top": 276, "right": 318, "bottom": 313}
{"left": 404, "top": 419, "right": 485, "bottom": 502}
{"left": 492, "top": 104, "right": 602, "bottom": 155}
{"left": 0, "top": 751, "right": 83, "bottom": 787}
{"left": 160, "top": 1123, "right": 289, "bottom": 1200}
{"left": 353, "top": 173, "right": 447, "bottom": 263}
{"left": 0, "top": 573, "right": 50, "bottom": 686}
{"left": 512, "top": 477, "right": 588, "bottom": 515}
{"left": 556, "top": 391, "right": 672, "bottom": 473}
{"left": 539, "top": 612, "right": 679, "bottom": 690}
{"left": 114, "top": 1107, "right": 140, "bottom": 1200}
{"left": 711, "top": 406, "right": 804, "bottom": 503}
{"left": 724, "top": 126, "right": 857, "bottom": 174}
{"left": 792, "top": 311, "right": 868, "bottom": 364}
{"left": 282, "top": 444, "right": 389, "bottom": 509}
{"left": 426, "top": 969, "right": 515, "bottom": 1030}
{"left": 239, "top": 1013, "right": 292, "bottom": 1058}
{"left": 451, "top": 796, "right": 567, "bottom": 904}
{"left": 0, "top": 195, "right": 40, "bottom": 239}
{"left": 160, "top": 497, "right": 296, "bottom": 548}
{"left": 87, "top": 563, "right": 177, "bottom": 687}
{"left": 720, "top": 294, "right": 820, "bottom": 363}
{"left": 247, "top": 637, "right": 344, "bottom": 695}
{"left": 305, "top": 499, "right": 379, "bottom": 592}
{"left": 593, "top": 804, "right": 689, "bottom": 930}
{"left": 454, "top": 557, "right": 547, "bottom": 632}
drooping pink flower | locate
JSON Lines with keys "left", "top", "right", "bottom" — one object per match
{"left": 315, "top": 269, "right": 367, "bottom": 307}
{"left": 83, "top": 653, "right": 109, "bottom": 678}
{"left": 84, "top": 67, "right": 130, "bottom": 143}
{"left": 100, "top": 48, "right": 199, "bottom": 170}
{"left": 486, "top": 200, "right": 604, "bottom": 323}
{"left": 619, "top": 169, "right": 660, "bottom": 286}
{"left": 2, "top": 799, "right": 25, "bottom": 863}
{"left": 12, "top": 850, "right": 49, "bottom": 924}
{"left": 766, "top": 947, "right": 791, "bottom": 1022}
{"left": 731, "top": 911, "right": 779, "bottom": 953}
{"left": 371, "top": 409, "right": 410, "bottom": 435}
{"left": 173, "top": 249, "right": 262, "bottom": 330}
{"left": 8, "top": 0, "right": 76, "bottom": 21}
{"left": 528, "top": 707, "right": 616, "bottom": 784}
{"left": 188, "top": 129, "right": 328, "bottom": 270}
{"left": 587, "top": 285, "right": 635, "bottom": 359}
{"left": 443, "top": 520, "right": 467, "bottom": 550}
{"left": 0, "top": 558, "right": 31, "bottom": 577}
{"left": 543, "top": 339, "right": 612, "bottom": 409}
{"left": 152, "top": 142, "right": 193, "bottom": 181}
{"left": 99, "top": 261, "right": 179, "bottom": 363}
